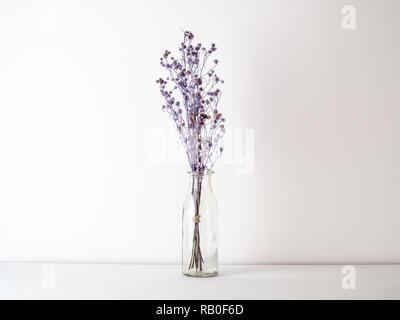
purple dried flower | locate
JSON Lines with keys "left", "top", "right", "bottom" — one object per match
{"left": 157, "top": 31, "right": 225, "bottom": 172}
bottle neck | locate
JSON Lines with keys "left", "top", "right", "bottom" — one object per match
{"left": 188, "top": 172, "right": 213, "bottom": 191}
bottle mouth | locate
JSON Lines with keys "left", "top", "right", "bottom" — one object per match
{"left": 187, "top": 169, "right": 214, "bottom": 176}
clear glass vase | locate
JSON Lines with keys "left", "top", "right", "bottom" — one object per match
{"left": 182, "top": 170, "right": 219, "bottom": 277}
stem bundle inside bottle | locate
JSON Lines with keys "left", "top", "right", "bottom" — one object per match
{"left": 189, "top": 174, "right": 204, "bottom": 271}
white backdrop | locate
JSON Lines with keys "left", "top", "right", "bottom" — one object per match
{"left": 1, "top": 0, "right": 400, "bottom": 264}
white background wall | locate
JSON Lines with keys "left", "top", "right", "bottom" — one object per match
{"left": 1, "top": 0, "right": 399, "bottom": 264}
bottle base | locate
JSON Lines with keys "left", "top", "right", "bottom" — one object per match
{"left": 182, "top": 270, "right": 218, "bottom": 278}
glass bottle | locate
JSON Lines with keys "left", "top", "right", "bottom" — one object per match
{"left": 182, "top": 170, "right": 218, "bottom": 277}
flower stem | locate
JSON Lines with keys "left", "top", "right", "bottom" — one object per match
{"left": 189, "top": 174, "right": 204, "bottom": 271}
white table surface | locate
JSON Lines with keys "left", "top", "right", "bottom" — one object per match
{"left": 0, "top": 263, "right": 399, "bottom": 300}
